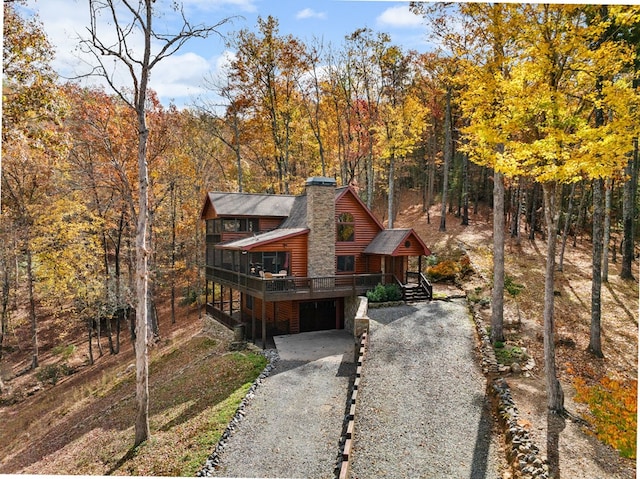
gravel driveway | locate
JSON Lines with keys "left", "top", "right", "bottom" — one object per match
{"left": 210, "top": 330, "right": 356, "bottom": 479}
{"left": 350, "top": 300, "right": 504, "bottom": 479}
{"left": 209, "top": 300, "right": 504, "bottom": 479}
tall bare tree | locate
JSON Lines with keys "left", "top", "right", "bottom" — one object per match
{"left": 81, "top": 0, "right": 230, "bottom": 446}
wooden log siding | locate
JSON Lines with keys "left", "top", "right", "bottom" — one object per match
{"left": 395, "top": 236, "right": 427, "bottom": 256}
{"left": 259, "top": 217, "right": 284, "bottom": 231}
{"left": 335, "top": 190, "right": 384, "bottom": 274}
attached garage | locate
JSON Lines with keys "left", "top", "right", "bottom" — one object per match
{"left": 299, "top": 300, "right": 343, "bottom": 332}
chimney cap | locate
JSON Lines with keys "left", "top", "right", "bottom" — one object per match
{"left": 306, "top": 176, "right": 337, "bottom": 187}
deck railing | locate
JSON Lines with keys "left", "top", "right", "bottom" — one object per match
{"left": 206, "top": 265, "right": 394, "bottom": 299}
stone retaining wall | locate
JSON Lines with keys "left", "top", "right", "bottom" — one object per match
{"left": 338, "top": 330, "right": 368, "bottom": 479}
{"left": 470, "top": 308, "right": 549, "bottom": 479}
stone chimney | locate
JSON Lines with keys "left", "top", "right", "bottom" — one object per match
{"left": 306, "top": 176, "right": 336, "bottom": 278}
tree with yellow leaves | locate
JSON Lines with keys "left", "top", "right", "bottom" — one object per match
{"left": 2, "top": 2, "right": 68, "bottom": 369}
{"left": 461, "top": 4, "right": 640, "bottom": 413}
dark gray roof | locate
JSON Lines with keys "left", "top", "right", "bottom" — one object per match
{"left": 363, "top": 229, "right": 414, "bottom": 255}
{"left": 220, "top": 228, "right": 308, "bottom": 250}
{"left": 279, "top": 195, "right": 307, "bottom": 228}
{"left": 207, "top": 192, "right": 296, "bottom": 217}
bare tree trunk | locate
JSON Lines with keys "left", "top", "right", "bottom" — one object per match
{"left": 366, "top": 150, "right": 374, "bottom": 210}
{"left": 88, "top": 317, "right": 94, "bottom": 366}
{"left": 589, "top": 178, "right": 605, "bottom": 357}
{"left": 133, "top": 3, "right": 152, "bottom": 446}
{"left": 12, "top": 232, "right": 19, "bottom": 312}
{"left": 542, "top": 182, "right": 565, "bottom": 414}
{"left": 103, "top": 232, "right": 115, "bottom": 354}
{"left": 426, "top": 135, "right": 436, "bottom": 224}
{"left": 388, "top": 153, "right": 395, "bottom": 228}
{"left": 194, "top": 185, "right": 203, "bottom": 320}
{"left": 461, "top": 153, "right": 469, "bottom": 226}
{"left": 134, "top": 111, "right": 151, "bottom": 446}
{"left": 620, "top": 138, "right": 637, "bottom": 280}
{"left": 573, "top": 180, "right": 588, "bottom": 248}
{"left": 602, "top": 179, "right": 612, "bottom": 281}
{"left": 0, "top": 249, "right": 10, "bottom": 361}
{"left": 558, "top": 182, "right": 576, "bottom": 272}
{"left": 528, "top": 183, "right": 538, "bottom": 241}
{"left": 96, "top": 312, "right": 104, "bottom": 358}
{"left": 146, "top": 211, "right": 159, "bottom": 342}
{"left": 440, "top": 87, "right": 452, "bottom": 232}
{"left": 491, "top": 170, "right": 505, "bottom": 344}
{"left": 26, "top": 245, "right": 38, "bottom": 369}
{"left": 234, "top": 118, "right": 243, "bottom": 192}
{"left": 114, "top": 210, "right": 125, "bottom": 354}
{"left": 170, "top": 182, "right": 177, "bottom": 325}
{"left": 509, "top": 182, "right": 521, "bottom": 238}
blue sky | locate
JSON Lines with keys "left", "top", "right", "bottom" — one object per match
{"left": 20, "top": 0, "right": 432, "bottom": 108}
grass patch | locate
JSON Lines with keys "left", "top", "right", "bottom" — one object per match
{"left": 573, "top": 377, "right": 637, "bottom": 459}
{"left": 108, "top": 351, "right": 267, "bottom": 476}
{"left": 52, "top": 344, "right": 76, "bottom": 360}
{"left": 5, "top": 334, "right": 267, "bottom": 476}
{"left": 119, "top": 383, "right": 254, "bottom": 476}
{"left": 493, "top": 343, "right": 526, "bottom": 365}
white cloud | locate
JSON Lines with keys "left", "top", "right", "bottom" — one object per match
{"left": 296, "top": 8, "right": 327, "bottom": 20}
{"left": 215, "top": 50, "right": 237, "bottom": 74}
{"left": 376, "top": 5, "right": 423, "bottom": 29}
{"left": 150, "top": 52, "right": 212, "bottom": 102}
{"left": 19, "top": 0, "right": 241, "bottom": 108}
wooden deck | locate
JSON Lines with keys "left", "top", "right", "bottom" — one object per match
{"left": 206, "top": 266, "right": 395, "bottom": 301}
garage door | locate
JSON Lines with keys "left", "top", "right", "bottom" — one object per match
{"left": 299, "top": 300, "right": 340, "bottom": 332}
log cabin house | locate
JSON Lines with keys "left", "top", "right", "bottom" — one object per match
{"left": 201, "top": 176, "right": 432, "bottom": 347}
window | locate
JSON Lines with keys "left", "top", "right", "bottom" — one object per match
{"left": 223, "top": 218, "right": 238, "bottom": 232}
{"left": 219, "top": 217, "right": 259, "bottom": 232}
{"left": 337, "top": 255, "right": 355, "bottom": 273}
{"left": 337, "top": 213, "right": 355, "bottom": 242}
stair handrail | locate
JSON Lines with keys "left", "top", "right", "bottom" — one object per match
{"left": 419, "top": 272, "right": 433, "bottom": 300}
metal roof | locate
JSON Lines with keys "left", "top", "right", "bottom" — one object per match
{"left": 363, "top": 229, "right": 431, "bottom": 256}
{"left": 219, "top": 228, "right": 309, "bottom": 251}
{"left": 206, "top": 192, "right": 297, "bottom": 218}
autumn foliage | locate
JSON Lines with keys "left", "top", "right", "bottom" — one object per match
{"left": 426, "top": 254, "right": 472, "bottom": 283}
{"left": 1, "top": 0, "right": 639, "bottom": 463}
{"left": 573, "top": 376, "right": 638, "bottom": 459}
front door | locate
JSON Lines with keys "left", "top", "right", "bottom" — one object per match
{"left": 299, "top": 300, "right": 338, "bottom": 332}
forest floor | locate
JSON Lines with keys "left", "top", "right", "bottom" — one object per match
{"left": 0, "top": 297, "right": 268, "bottom": 475}
{"left": 393, "top": 191, "right": 638, "bottom": 478}
{"left": 0, "top": 189, "right": 637, "bottom": 477}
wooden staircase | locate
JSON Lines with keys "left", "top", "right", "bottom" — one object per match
{"left": 402, "top": 284, "right": 431, "bottom": 302}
